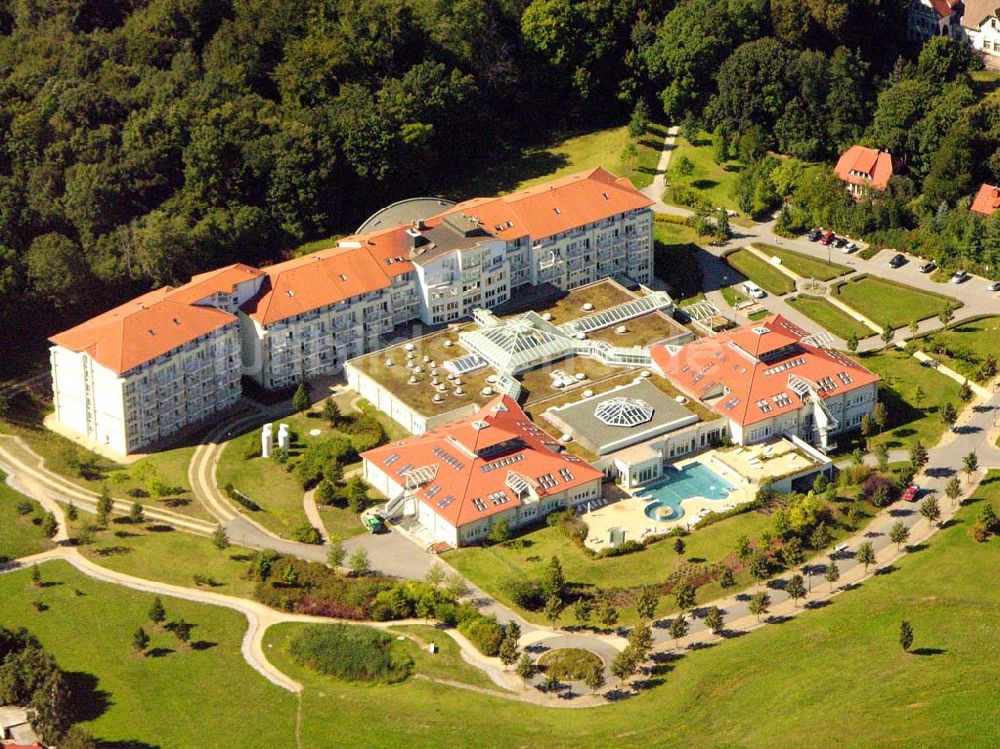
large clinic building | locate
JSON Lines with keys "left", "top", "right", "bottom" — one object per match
{"left": 49, "top": 168, "right": 654, "bottom": 454}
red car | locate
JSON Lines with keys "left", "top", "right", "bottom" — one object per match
{"left": 902, "top": 485, "right": 919, "bottom": 503}
{"left": 819, "top": 231, "right": 836, "bottom": 245}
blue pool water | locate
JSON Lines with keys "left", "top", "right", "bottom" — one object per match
{"left": 638, "top": 462, "right": 736, "bottom": 522}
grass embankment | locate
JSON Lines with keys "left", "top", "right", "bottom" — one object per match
{"left": 786, "top": 295, "right": 873, "bottom": 341}
{"left": 216, "top": 393, "right": 397, "bottom": 539}
{"left": 0, "top": 389, "right": 210, "bottom": 521}
{"left": 753, "top": 244, "right": 851, "bottom": 281}
{"left": 724, "top": 249, "right": 796, "bottom": 295}
{"left": 3, "top": 475, "right": 999, "bottom": 747}
{"left": 0, "top": 478, "right": 54, "bottom": 560}
{"left": 71, "top": 510, "right": 258, "bottom": 598}
{"left": 538, "top": 648, "right": 603, "bottom": 681}
{"left": 664, "top": 132, "right": 746, "bottom": 217}
{"left": 444, "top": 491, "right": 876, "bottom": 629}
{"left": 653, "top": 220, "right": 705, "bottom": 304}
{"left": 857, "top": 348, "right": 962, "bottom": 452}
{"left": 917, "top": 316, "right": 1000, "bottom": 383}
{"left": 0, "top": 561, "right": 296, "bottom": 747}
{"left": 833, "top": 276, "right": 960, "bottom": 329}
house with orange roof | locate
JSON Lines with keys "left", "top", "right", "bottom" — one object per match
{"left": 651, "top": 316, "right": 879, "bottom": 451}
{"left": 834, "top": 146, "right": 899, "bottom": 199}
{"left": 971, "top": 183, "right": 1000, "bottom": 216}
{"left": 48, "top": 268, "right": 264, "bottom": 455}
{"left": 361, "top": 395, "right": 603, "bottom": 546}
{"left": 907, "top": 0, "right": 963, "bottom": 41}
{"left": 238, "top": 166, "right": 652, "bottom": 391}
{"left": 49, "top": 167, "right": 653, "bottom": 451}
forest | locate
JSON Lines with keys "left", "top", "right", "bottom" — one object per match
{"left": 0, "top": 0, "right": 966, "bottom": 373}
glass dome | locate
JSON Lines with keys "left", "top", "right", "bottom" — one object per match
{"left": 594, "top": 397, "right": 654, "bottom": 427}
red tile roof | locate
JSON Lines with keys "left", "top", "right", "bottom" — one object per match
{"left": 651, "top": 315, "right": 879, "bottom": 427}
{"left": 50, "top": 288, "right": 237, "bottom": 375}
{"left": 164, "top": 263, "right": 264, "bottom": 305}
{"left": 362, "top": 396, "right": 603, "bottom": 528}
{"left": 971, "top": 183, "right": 1000, "bottom": 216}
{"left": 930, "top": 0, "right": 957, "bottom": 17}
{"left": 834, "top": 146, "right": 898, "bottom": 192}
{"left": 441, "top": 167, "right": 652, "bottom": 241}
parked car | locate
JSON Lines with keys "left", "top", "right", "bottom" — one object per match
{"left": 988, "top": 281, "right": 1000, "bottom": 292}
{"left": 819, "top": 231, "right": 835, "bottom": 245}
{"left": 832, "top": 237, "right": 848, "bottom": 248}
{"left": 363, "top": 514, "right": 386, "bottom": 534}
{"left": 902, "top": 485, "right": 920, "bottom": 503}
{"left": 743, "top": 281, "right": 766, "bottom": 299}
{"left": 888, "top": 253, "right": 906, "bottom": 268}
{"left": 807, "top": 229, "right": 822, "bottom": 242}
{"left": 919, "top": 261, "right": 936, "bottom": 273}
{"left": 843, "top": 242, "right": 858, "bottom": 253}
{"left": 950, "top": 270, "right": 969, "bottom": 284}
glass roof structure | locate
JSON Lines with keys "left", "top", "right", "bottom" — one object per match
{"left": 559, "top": 291, "right": 672, "bottom": 335}
{"left": 455, "top": 292, "right": 671, "bottom": 376}
{"left": 594, "top": 397, "right": 655, "bottom": 427}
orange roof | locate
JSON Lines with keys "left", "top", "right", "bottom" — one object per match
{"left": 440, "top": 167, "right": 652, "bottom": 241}
{"left": 971, "top": 183, "right": 1000, "bottom": 216}
{"left": 50, "top": 288, "right": 237, "bottom": 375}
{"left": 651, "top": 316, "right": 879, "bottom": 427}
{"left": 334, "top": 224, "right": 416, "bottom": 279}
{"left": 165, "top": 263, "right": 264, "bottom": 305}
{"left": 834, "top": 146, "right": 897, "bottom": 191}
{"left": 362, "top": 396, "right": 603, "bottom": 528}
{"left": 243, "top": 245, "right": 396, "bottom": 325}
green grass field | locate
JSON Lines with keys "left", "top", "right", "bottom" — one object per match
{"left": 834, "top": 276, "right": 960, "bottom": 329}
{"left": 786, "top": 295, "right": 873, "bottom": 340}
{"left": 0, "top": 479, "right": 53, "bottom": 560}
{"left": 10, "top": 475, "right": 997, "bottom": 747}
{"left": 0, "top": 390, "right": 210, "bottom": 521}
{"left": 0, "top": 561, "right": 296, "bottom": 748}
{"left": 653, "top": 221, "right": 705, "bottom": 304}
{"left": 754, "top": 244, "right": 851, "bottom": 281}
{"left": 216, "top": 394, "right": 400, "bottom": 538}
{"left": 725, "top": 249, "right": 796, "bottom": 295}
{"left": 443, "top": 493, "right": 875, "bottom": 628}
{"left": 665, "top": 132, "right": 745, "bottom": 215}
{"left": 721, "top": 285, "right": 749, "bottom": 308}
{"left": 858, "top": 349, "right": 962, "bottom": 452}
{"left": 72, "top": 511, "right": 259, "bottom": 598}
{"left": 917, "top": 316, "right": 1000, "bottom": 383}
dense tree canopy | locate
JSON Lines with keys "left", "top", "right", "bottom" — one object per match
{"left": 0, "top": 0, "right": 952, "bottom": 369}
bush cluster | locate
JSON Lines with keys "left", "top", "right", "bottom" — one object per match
{"left": 289, "top": 624, "right": 412, "bottom": 683}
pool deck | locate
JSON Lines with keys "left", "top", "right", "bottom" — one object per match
{"left": 582, "top": 454, "right": 756, "bottom": 550}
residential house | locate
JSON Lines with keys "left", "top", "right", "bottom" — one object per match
{"left": 834, "top": 146, "right": 900, "bottom": 198}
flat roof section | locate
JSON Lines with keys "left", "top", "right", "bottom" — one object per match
{"left": 355, "top": 197, "right": 456, "bottom": 233}
{"left": 545, "top": 378, "right": 698, "bottom": 456}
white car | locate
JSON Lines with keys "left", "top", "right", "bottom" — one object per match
{"left": 951, "top": 270, "right": 969, "bottom": 284}
{"left": 843, "top": 242, "right": 858, "bottom": 254}
{"left": 987, "top": 281, "right": 1000, "bottom": 292}
{"left": 742, "top": 281, "right": 766, "bottom": 299}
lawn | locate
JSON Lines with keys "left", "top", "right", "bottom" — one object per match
{"left": 652, "top": 220, "right": 705, "bottom": 304}
{"left": 916, "top": 316, "right": 1000, "bottom": 383}
{"left": 753, "top": 244, "right": 851, "bottom": 281}
{"left": 0, "top": 389, "right": 211, "bottom": 522}
{"left": 0, "top": 478, "right": 54, "bottom": 561}
{"left": 216, "top": 393, "right": 404, "bottom": 539}
{"left": 443, "top": 492, "right": 874, "bottom": 628}
{"left": 724, "top": 249, "right": 796, "bottom": 295}
{"left": 857, "top": 348, "right": 962, "bottom": 452}
{"left": 833, "top": 276, "right": 960, "bottom": 329}
{"left": 664, "top": 131, "right": 745, "bottom": 216}
{"left": 786, "top": 295, "right": 873, "bottom": 341}
{"left": 71, "top": 510, "right": 259, "bottom": 598}
{"left": 720, "top": 285, "right": 748, "bottom": 308}
{"left": 5, "top": 475, "right": 1000, "bottom": 748}
{"left": 0, "top": 561, "right": 296, "bottom": 748}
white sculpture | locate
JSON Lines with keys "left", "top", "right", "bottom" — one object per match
{"left": 277, "top": 423, "right": 290, "bottom": 452}
{"left": 261, "top": 423, "right": 273, "bottom": 458}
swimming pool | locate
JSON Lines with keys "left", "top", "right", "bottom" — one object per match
{"left": 637, "top": 462, "right": 737, "bottom": 522}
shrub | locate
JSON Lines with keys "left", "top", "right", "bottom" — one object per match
{"left": 457, "top": 614, "right": 505, "bottom": 657}
{"left": 289, "top": 624, "right": 412, "bottom": 683}
{"left": 294, "top": 437, "right": 357, "bottom": 488}
{"left": 861, "top": 474, "right": 899, "bottom": 507}
{"left": 224, "top": 483, "right": 261, "bottom": 511}
{"left": 500, "top": 578, "right": 546, "bottom": 611}
{"left": 291, "top": 524, "right": 323, "bottom": 544}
